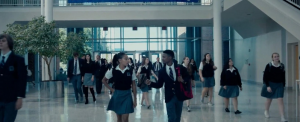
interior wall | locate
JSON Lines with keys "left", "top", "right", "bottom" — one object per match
{"left": 231, "top": 19, "right": 287, "bottom": 85}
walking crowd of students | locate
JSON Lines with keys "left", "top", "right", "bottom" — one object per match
{"left": 0, "top": 34, "right": 288, "bottom": 122}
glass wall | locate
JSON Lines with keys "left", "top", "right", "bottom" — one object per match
{"left": 82, "top": 27, "right": 181, "bottom": 53}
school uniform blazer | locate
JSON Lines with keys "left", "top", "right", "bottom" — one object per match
{"left": 152, "top": 62, "right": 163, "bottom": 72}
{"left": 0, "top": 52, "right": 27, "bottom": 102}
{"left": 150, "top": 62, "right": 190, "bottom": 103}
{"left": 67, "top": 58, "right": 84, "bottom": 78}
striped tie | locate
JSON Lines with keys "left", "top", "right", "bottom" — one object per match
{"left": 0, "top": 56, "right": 5, "bottom": 68}
{"left": 169, "top": 67, "right": 174, "bottom": 81}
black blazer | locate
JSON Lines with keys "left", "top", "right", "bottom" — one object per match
{"left": 0, "top": 52, "right": 27, "bottom": 102}
{"left": 150, "top": 62, "right": 190, "bottom": 103}
{"left": 67, "top": 58, "right": 84, "bottom": 78}
{"left": 152, "top": 62, "right": 163, "bottom": 72}
{"left": 94, "top": 60, "right": 101, "bottom": 77}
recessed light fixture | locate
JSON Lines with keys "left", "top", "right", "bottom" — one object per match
{"left": 247, "top": 14, "right": 251, "bottom": 15}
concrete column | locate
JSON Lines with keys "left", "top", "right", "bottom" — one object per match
{"left": 41, "top": 0, "right": 44, "bottom": 16}
{"left": 213, "top": 0, "right": 223, "bottom": 92}
{"left": 45, "top": 0, "right": 53, "bottom": 22}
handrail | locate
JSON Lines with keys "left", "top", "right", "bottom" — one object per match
{"left": 284, "top": 0, "right": 300, "bottom": 10}
{"left": 0, "top": 0, "right": 212, "bottom": 6}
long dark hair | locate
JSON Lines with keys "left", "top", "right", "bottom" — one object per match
{"left": 112, "top": 52, "right": 126, "bottom": 68}
{"left": 202, "top": 53, "right": 214, "bottom": 66}
{"left": 182, "top": 57, "right": 192, "bottom": 76}
{"left": 85, "top": 54, "right": 92, "bottom": 62}
{"left": 223, "top": 58, "right": 235, "bottom": 71}
{"left": 129, "top": 58, "right": 134, "bottom": 67}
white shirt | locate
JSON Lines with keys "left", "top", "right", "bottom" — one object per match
{"left": 227, "top": 67, "right": 236, "bottom": 73}
{"left": 137, "top": 65, "right": 155, "bottom": 74}
{"left": 166, "top": 63, "right": 176, "bottom": 81}
{"left": 199, "top": 62, "right": 214, "bottom": 70}
{"left": 155, "top": 62, "right": 161, "bottom": 71}
{"left": 73, "top": 58, "right": 81, "bottom": 75}
{"left": 0, "top": 51, "right": 12, "bottom": 63}
{"left": 105, "top": 65, "right": 137, "bottom": 81}
{"left": 271, "top": 61, "right": 281, "bottom": 67}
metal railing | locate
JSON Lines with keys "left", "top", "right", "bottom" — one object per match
{"left": 0, "top": 0, "right": 212, "bottom": 6}
{"left": 285, "top": 0, "right": 300, "bottom": 9}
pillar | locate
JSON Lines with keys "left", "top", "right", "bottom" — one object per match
{"left": 43, "top": 0, "right": 55, "bottom": 80}
{"left": 213, "top": 0, "right": 222, "bottom": 92}
{"left": 41, "top": 0, "right": 44, "bottom": 16}
{"left": 45, "top": 0, "right": 53, "bottom": 22}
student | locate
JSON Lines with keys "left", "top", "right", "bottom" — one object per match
{"left": 199, "top": 53, "right": 217, "bottom": 106}
{"left": 182, "top": 57, "right": 193, "bottom": 112}
{"left": 0, "top": 34, "right": 27, "bottom": 122}
{"left": 95, "top": 55, "right": 102, "bottom": 94}
{"left": 82, "top": 54, "right": 96, "bottom": 104}
{"left": 261, "top": 53, "right": 287, "bottom": 122}
{"left": 128, "top": 58, "right": 135, "bottom": 71}
{"left": 67, "top": 52, "right": 84, "bottom": 103}
{"left": 102, "top": 53, "right": 137, "bottom": 122}
{"left": 190, "top": 58, "right": 198, "bottom": 87}
{"left": 136, "top": 57, "right": 158, "bottom": 109}
{"left": 146, "top": 50, "right": 189, "bottom": 122}
{"left": 218, "top": 58, "right": 242, "bottom": 114}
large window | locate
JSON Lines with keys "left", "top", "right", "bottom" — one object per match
{"left": 82, "top": 27, "right": 178, "bottom": 52}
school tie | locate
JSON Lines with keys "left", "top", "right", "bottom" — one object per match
{"left": 0, "top": 56, "right": 5, "bottom": 68}
{"left": 169, "top": 67, "right": 174, "bottom": 81}
{"left": 74, "top": 60, "right": 77, "bottom": 75}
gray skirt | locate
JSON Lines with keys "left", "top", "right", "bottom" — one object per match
{"left": 218, "top": 85, "right": 240, "bottom": 98}
{"left": 83, "top": 73, "right": 94, "bottom": 86}
{"left": 261, "top": 82, "right": 284, "bottom": 99}
{"left": 203, "top": 77, "right": 215, "bottom": 87}
{"left": 107, "top": 90, "right": 134, "bottom": 115}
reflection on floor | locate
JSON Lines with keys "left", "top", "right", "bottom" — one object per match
{"left": 16, "top": 81, "right": 300, "bottom": 122}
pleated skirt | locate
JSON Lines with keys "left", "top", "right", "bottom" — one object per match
{"left": 203, "top": 77, "right": 215, "bottom": 87}
{"left": 107, "top": 89, "right": 134, "bottom": 115}
{"left": 218, "top": 85, "right": 240, "bottom": 98}
{"left": 261, "top": 82, "right": 284, "bottom": 99}
{"left": 83, "top": 73, "right": 94, "bottom": 86}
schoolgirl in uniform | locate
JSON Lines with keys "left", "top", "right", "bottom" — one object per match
{"left": 136, "top": 57, "right": 158, "bottom": 109}
{"left": 182, "top": 57, "right": 193, "bottom": 112}
{"left": 261, "top": 53, "right": 287, "bottom": 122}
{"left": 82, "top": 54, "right": 96, "bottom": 104}
{"left": 102, "top": 53, "right": 137, "bottom": 122}
{"left": 199, "top": 53, "right": 217, "bottom": 106}
{"left": 218, "top": 58, "right": 242, "bottom": 114}
{"left": 128, "top": 58, "right": 135, "bottom": 71}
{"left": 190, "top": 58, "right": 198, "bottom": 87}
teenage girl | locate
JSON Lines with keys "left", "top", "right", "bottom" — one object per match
{"left": 199, "top": 53, "right": 217, "bottom": 106}
{"left": 136, "top": 57, "right": 158, "bottom": 109}
{"left": 261, "top": 53, "right": 287, "bottom": 122}
{"left": 218, "top": 58, "right": 242, "bottom": 114}
{"left": 190, "top": 58, "right": 198, "bottom": 87}
{"left": 102, "top": 53, "right": 137, "bottom": 122}
{"left": 82, "top": 54, "right": 96, "bottom": 104}
{"left": 182, "top": 57, "right": 193, "bottom": 112}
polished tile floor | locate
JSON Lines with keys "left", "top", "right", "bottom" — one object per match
{"left": 16, "top": 81, "right": 300, "bottom": 122}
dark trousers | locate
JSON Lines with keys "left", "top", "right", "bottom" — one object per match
{"left": 166, "top": 96, "right": 183, "bottom": 122}
{"left": 71, "top": 75, "right": 83, "bottom": 101}
{"left": 96, "top": 76, "right": 102, "bottom": 93}
{"left": 0, "top": 101, "right": 18, "bottom": 122}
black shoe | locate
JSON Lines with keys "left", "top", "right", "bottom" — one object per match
{"left": 147, "top": 105, "right": 151, "bottom": 109}
{"left": 225, "top": 108, "right": 230, "bottom": 112}
{"left": 93, "top": 99, "right": 96, "bottom": 103}
{"left": 235, "top": 110, "right": 242, "bottom": 114}
{"left": 85, "top": 100, "right": 89, "bottom": 104}
{"left": 97, "top": 92, "right": 101, "bottom": 94}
